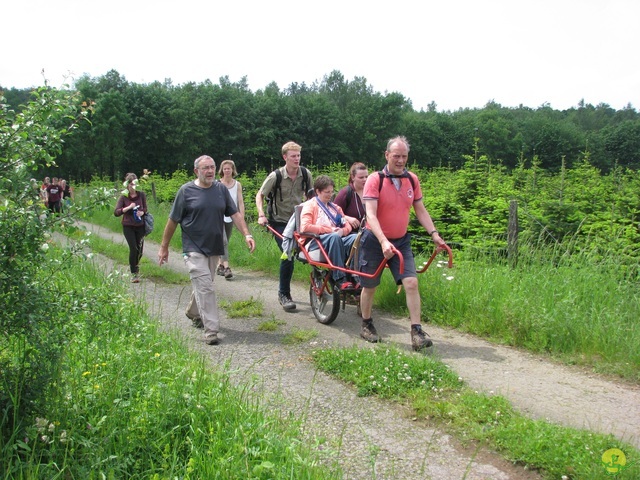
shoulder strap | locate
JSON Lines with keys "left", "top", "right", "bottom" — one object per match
{"left": 274, "top": 168, "right": 283, "bottom": 201}
{"left": 344, "top": 184, "right": 354, "bottom": 210}
{"left": 302, "top": 167, "right": 311, "bottom": 195}
{"left": 377, "top": 170, "right": 416, "bottom": 193}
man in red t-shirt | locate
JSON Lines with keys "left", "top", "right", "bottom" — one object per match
{"left": 359, "top": 136, "right": 445, "bottom": 351}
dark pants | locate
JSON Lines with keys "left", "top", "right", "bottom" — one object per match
{"left": 123, "top": 225, "right": 145, "bottom": 274}
{"left": 271, "top": 223, "right": 294, "bottom": 295}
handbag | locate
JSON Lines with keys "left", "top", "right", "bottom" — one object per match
{"left": 144, "top": 212, "right": 154, "bottom": 236}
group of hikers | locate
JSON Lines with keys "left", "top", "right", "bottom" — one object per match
{"left": 115, "top": 135, "right": 445, "bottom": 351}
{"left": 40, "top": 176, "right": 73, "bottom": 213}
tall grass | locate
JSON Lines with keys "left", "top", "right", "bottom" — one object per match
{"left": 2, "top": 248, "right": 340, "bottom": 479}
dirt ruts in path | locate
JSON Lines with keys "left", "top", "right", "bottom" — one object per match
{"left": 74, "top": 223, "right": 639, "bottom": 477}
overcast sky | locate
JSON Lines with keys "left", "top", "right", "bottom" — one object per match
{"left": 3, "top": 0, "right": 639, "bottom": 112}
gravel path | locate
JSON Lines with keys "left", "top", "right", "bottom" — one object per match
{"left": 72, "top": 223, "right": 640, "bottom": 479}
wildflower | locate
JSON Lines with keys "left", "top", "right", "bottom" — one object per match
{"left": 82, "top": 371, "right": 91, "bottom": 376}
{"left": 446, "top": 276, "right": 454, "bottom": 281}
{"left": 60, "top": 430, "right": 68, "bottom": 443}
{"left": 40, "top": 243, "right": 49, "bottom": 252}
{"left": 48, "top": 423, "right": 55, "bottom": 432}
{"left": 154, "top": 353, "right": 160, "bottom": 357}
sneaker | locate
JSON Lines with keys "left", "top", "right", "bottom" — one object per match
{"left": 131, "top": 274, "right": 140, "bottom": 283}
{"left": 191, "top": 317, "right": 203, "bottom": 329}
{"left": 339, "top": 281, "right": 355, "bottom": 291}
{"left": 360, "top": 319, "right": 380, "bottom": 343}
{"left": 411, "top": 324, "right": 433, "bottom": 351}
{"left": 205, "top": 333, "right": 219, "bottom": 345}
{"left": 278, "top": 292, "right": 296, "bottom": 311}
{"left": 224, "top": 267, "right": 233, "bottom": 279}
{"left": 216, "top": 264, "right": 225, "bottom": 276}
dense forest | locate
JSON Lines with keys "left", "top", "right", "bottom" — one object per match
{"left": 2, "top": 69, "right": 639, "bottom": 183}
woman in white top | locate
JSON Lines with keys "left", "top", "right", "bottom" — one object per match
{"left": 217, "top": 159, "right": 245, "bottom": 279}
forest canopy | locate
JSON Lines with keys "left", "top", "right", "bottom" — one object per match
{"left": 2, "top": 69, "right": 639, "bottom": 183}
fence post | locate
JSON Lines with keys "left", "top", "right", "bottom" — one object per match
{"left": 508, "top": 199, "right": 518, "bottom": 268}
{"left": 151, "top": 182, "right": 157, "bottom": 204}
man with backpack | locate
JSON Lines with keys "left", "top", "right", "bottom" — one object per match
{"left": 358, "top": 136, "right": 445, "bottom": 351}
{"left": 256, "top": 141, "right": 313, "bottom": 311}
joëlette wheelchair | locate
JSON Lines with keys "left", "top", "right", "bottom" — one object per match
{"left": 267, "top": 205, "right": 453, "bottom": 325}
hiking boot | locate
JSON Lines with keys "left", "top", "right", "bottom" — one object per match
{"left": 224, "top": 267, "right": 233, "bottom": 279}
{"left": 131, "top": 274, "right": 140, "bottom": 283}
{"left": 205, "top": 333, "right": 219, "bottom": 345}
{"left": 191, "top": 317, "right": 203, "bottom": 329}
{"left": 216, "top": 264, "right": 225, "bottom": 276}
{"left": 278, "top": 292, "right": 296, "bottom": 311}
{"left": 360, "top": 319, "right": 380, "bottom": 343}
{"left": 411, "top": 324, "right": 433, "bottom": 351}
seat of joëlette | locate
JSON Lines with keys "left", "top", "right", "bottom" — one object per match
{"left": 293, "top": 204, "right": 327, "bottom": 264}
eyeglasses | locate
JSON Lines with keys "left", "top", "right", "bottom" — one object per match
{"left": 198, "top": 165, "right": 216, "bottom": 171}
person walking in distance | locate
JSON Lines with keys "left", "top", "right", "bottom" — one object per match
{"left": 358, "top": 136, "right": 445, "bottom": 351}
{"left": 216, "top": 159, "right": 245, "bottom": 280}
{"left": 114, "top": 173, "right": 148, "bottom": 283}
{"left": 158, "top": 155, "right": 255, "bottom": 345}
{"left": 333, "top": 162, "right": 368, "bottom": 228}
{"left": 256, "top": 141, "right": 313, "bottom": 311}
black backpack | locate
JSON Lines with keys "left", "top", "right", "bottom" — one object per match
{"left": 267, "top": 166, "right": 312, "bottom": 222}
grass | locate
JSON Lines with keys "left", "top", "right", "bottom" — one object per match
{"left": 220, "top": 297, "right": 264, "bottom": 318}
{"left": 2, "top": 249, "right": 340, "bottom": 479}
{"left": 282, "top": 328, "right": 319, "bottom": 345}
{"left": 312, "top": 345, "right": 640, "bottom": 480}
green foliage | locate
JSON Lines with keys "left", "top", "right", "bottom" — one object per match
{"left": 3, "top": 255, "right": 339, "bottom": 479}
{"left": 0, "top": 86, "right": 115, "bottom": 454}
{"left": 18, "top": 69, "right": 638, "bottom": 185}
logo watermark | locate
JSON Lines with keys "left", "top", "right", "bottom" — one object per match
{"left": 602, "top": 448, "right": 632, "bottom": 476}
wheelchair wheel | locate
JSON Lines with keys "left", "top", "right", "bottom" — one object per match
{"left": 309, "top": 268, "right": 340, "bottom": 325}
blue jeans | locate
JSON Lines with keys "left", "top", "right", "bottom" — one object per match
{"left": 309, "top": 232, "right": 357, "bottom": 282}
{"left": 272, "top": 223, "right": 294, "bottom": 295}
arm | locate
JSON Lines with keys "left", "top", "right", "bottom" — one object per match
{"left": 231, "top": 212, "right": 256, "bottom": 253}
{"left": 413, "top": 201, "right": 445, "bottom": 246}
{"left": 158, "top": 218, "right": 179, "bottom": 265}
{"left": 236, "top": 181, "right": 245, "bottom": 217}
{"left": 114, "top": 196, "right": 128, "bottom": 216}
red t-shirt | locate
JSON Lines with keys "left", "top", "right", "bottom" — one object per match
{"left": 362, "top": 171, "right": 422, "bottom": 239}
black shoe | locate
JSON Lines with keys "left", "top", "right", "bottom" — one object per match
{"left": 360, "top": 319, "right": 380, "bottom": 343}
{"left": 278, "top": 292, "right": 296, "bottom": 311}
{"left": 411, "top": 324, "right": 433, "bottom": 350}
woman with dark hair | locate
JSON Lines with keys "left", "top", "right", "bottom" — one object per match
{"left": 300, "top": 175, "right": 359, "bottom": 291}
{"left": 333, "top": 162, "right": 368, "bottom": 228}
{"left": 114, "top": 173, "right": 148, "bottom": 283}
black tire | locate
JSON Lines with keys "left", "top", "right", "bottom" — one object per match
{"left": 309, "top": 268, "right": 340, "bottom": 324}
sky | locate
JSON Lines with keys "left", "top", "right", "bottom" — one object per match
{"left": 3, "top": 0, "right": 639, "bottom": 112}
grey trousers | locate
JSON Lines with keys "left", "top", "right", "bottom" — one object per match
{"left": 183, "top": 252, "right": 220, "bottom": 336}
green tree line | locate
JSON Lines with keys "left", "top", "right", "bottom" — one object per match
{"left": 3, "top": 69, "right": 639, "bottom": 183}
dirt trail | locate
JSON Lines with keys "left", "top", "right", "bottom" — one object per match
{"left": 71, "top": 223, "right": 640, "bottom": 478}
